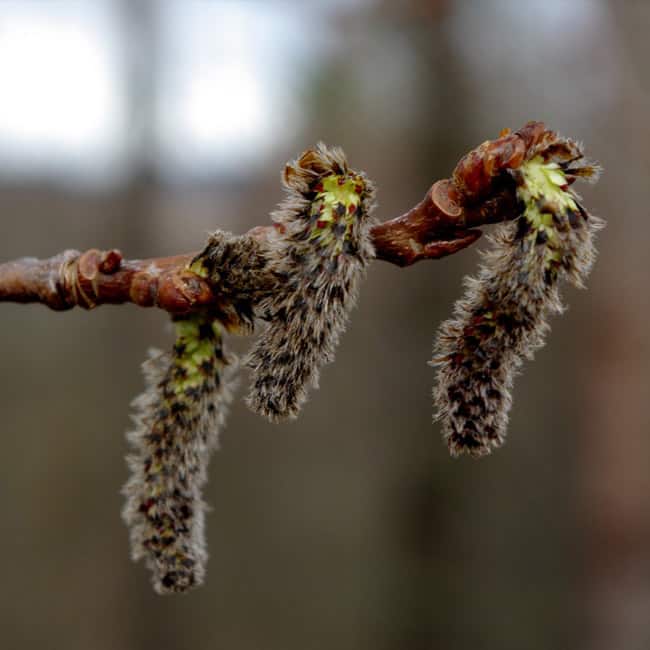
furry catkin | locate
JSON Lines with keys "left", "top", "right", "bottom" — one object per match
{"left": 123, "top": 314, "right": 236, "bottom": 593}
{"left": 189, "top": 230, "right": 274, "bottom": 333}
{"left": 246, "top": 143, "right": 376, "bottom": 421}
{"left": 432, "top": 134, "right": 602, "bottom": 457}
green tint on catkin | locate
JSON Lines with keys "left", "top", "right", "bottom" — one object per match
{"left": 123, "top": 313, "right": 236, "bottom": 593}
{"left": 308, "top": 174, "right": 365, "bottom": 254}
{"left": 246, "top": 144, "right": 376, "bottom": 421}
{"left": 432, "top": 140, "right": 603, "bottom": 457}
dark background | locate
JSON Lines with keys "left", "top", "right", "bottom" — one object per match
{"left": 0, "top": 1, "right": 648, "bottom": 649}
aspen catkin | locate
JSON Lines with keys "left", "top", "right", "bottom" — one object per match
{"left": 246, "top": 144, "right": 376, "bottom": 421}
{"left": 123, "top": 314, "right": 236, "bottom": 593}
{"left": 432, "top": 132, "right": 602, "bottom": 457}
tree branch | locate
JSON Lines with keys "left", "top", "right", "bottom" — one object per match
{"left": 0, "top": 122, "right": 542, "bottom": 314}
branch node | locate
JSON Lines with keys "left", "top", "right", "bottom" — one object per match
{"left": 99, "top": 249, "right": 123, "bottom": 274}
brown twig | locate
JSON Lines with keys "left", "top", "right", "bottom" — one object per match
{"left": 0, "top": 122, "right": 545, "bottom": 314}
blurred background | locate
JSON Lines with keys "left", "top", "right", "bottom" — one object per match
{"left": 0, "top": 1, "right": 647, "bottom": 649}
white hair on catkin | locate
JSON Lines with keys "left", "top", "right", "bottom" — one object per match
{"left": 122, "top": 315, "right": 236, "bottom": 593}
{"left": 246, "top": 143, "right": 376, "bottom": 421}
{"left": 432, "top": 133, "right": 603, "bottom": 457}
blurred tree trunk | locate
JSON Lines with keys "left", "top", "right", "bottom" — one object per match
{"left": 578, "top": 4, "right": 650, "bottom": 649}
{"left": 116, "top": 0, "right": 160, "bottom": 255}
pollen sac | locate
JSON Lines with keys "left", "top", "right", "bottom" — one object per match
{"left": 123, "top": 313, "right": 236, "bottom": 593}
{"left": 432, "top": 129, "right": 603, "bottom": 457}
{"left": 246, "top": 143, "right": 376, "bottom": 421}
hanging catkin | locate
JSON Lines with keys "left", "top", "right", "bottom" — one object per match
{"left": 246, "top": 143, "right": 376, "bottom": 421}
{"left": 432, "top": 130, "right": 603, "bottom": 457}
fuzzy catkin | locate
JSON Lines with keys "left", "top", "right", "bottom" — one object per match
{"left": 246, "top": 143, "right": 376, "bottom": 421}
{"left": 123, "top": 314, "right": 236, "bottom": 593}
{"left": 190, "top": 231, "right": 274, "bottom": 333}
{"left": 432, "top": 136, "right": 603, "bottom": 457}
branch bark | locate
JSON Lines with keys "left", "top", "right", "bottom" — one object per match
{"left": 0, "top": 122, "right": 542, "bottom": 314}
